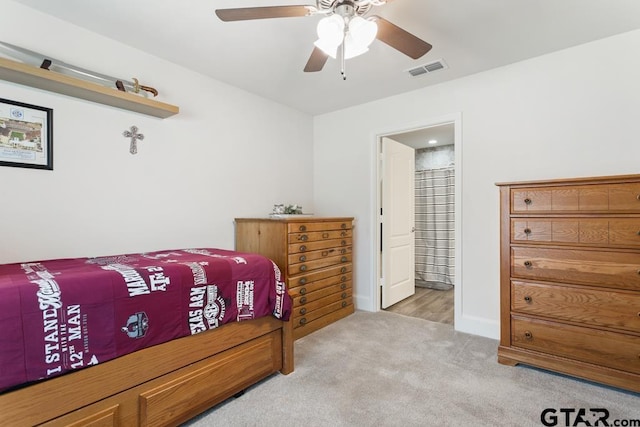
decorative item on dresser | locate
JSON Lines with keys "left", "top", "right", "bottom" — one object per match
{"left": 235, "top": 217, "right": 355, "bottom": 340}
{"left": 496, "top": 174, "right": 640, "bottom": 393}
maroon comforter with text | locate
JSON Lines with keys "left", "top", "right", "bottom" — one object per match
{"left": 0, "top": 248, "right": 291, "bottom": 392}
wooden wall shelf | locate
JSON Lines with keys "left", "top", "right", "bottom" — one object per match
{"left": 0, "top": 57, "right": 179, "bottom": 118}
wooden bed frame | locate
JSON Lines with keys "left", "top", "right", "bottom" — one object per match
{"left": 0, "top": 316, "right": 293, "bottom": 426}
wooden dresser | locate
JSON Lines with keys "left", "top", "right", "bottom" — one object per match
{"left": 496, "top": 174, "right": 640, "bottom": 393}
{"left": 235, "top": 217, "right": 355, "bottom": 340}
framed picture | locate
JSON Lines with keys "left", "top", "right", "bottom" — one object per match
{"left": 0, "top": 98, "right": 53, "bottom": 170}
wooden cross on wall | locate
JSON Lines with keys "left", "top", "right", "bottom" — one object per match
{"left": 123, "top": 126, "right": 144, "bottom": 155}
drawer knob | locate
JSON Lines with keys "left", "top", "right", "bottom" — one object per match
{"left": 322, "top": 232, "right": 329, "bottom": 238}
{"left": 637, "top": 194, "right": 640, "bottom": 201}
{"left": 300, "top": 308, "right": 307, "bottom": 315}
{"left": 341, "top": 292, "right": 347, "bottom": 299}
{"left": 300, "top": 296, "right": 307, "bottom": 304}
{"left": 524, "top": 198, "right": 532, "bottom": 205}
{"left": 299, "top": 317, "right": 307, "bottom": 325}
{"left": 299, "top": 225, "right": 307, "bottom": 232}
{"left": 524, "top": 296, "right": 532, "bottom": 303}
{"left": 637, "top": 231, "right": 640, "bottom": 236}
{"left": 524, "top": 331, "right": 533, "bottom": 340}
{"left": 300, "top": 287, "right": 307, "bottom": 295}
{"left": 341, "top": 276, "right": 347, "bottom": 282}
{"left": 299, "top": 255, "right": 307, "bottom": 262}
{"left": 299, "top": 235, "right": 308, "bottom": 241}
{"left": 341, "top": 256, "right": 348, "bottom": 262}
{"left": 524, "top": 228, "right": 531, "bottom": 235}
{"left": 341, "top": 283, "right": 347, "bottom": 290}
{"left": 299, "top": 278, "right": 307, "bottom": 285}
{"left": 341, "top": 240, "right": 347, "bottom": 246}
{"left": 524, "top": 261, "right": 532, "bottom": 268}
{"left": 341, "top": 301, "right": 347, "bottom": 308}
{"left": 341, "top": 223, "right": 347, "bottom": 229}
{"left": 299, "top": 245, "right": 307, "bottom": 252}
{"left": 341, "top": 267, "right": 347, "bottom": 273}
{"left": 341, "top": 231, "right": 347, "bottom": 237}
{"left": 300, "top": 265, "right": 307, "bottom": 272}
{"left": 340, "top": 248, "right": 346, "bottom": 254}
{"left": 322, "top": 251, "right": 329, "bottom": 257}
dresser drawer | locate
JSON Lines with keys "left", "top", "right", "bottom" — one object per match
{"left": 292, "top": 287, "right": 352, "bottom": 318}
{"left": 292, "top": 281, "right": 351, "bottom": 306}
{"left": 288, "top": 229, "right": 352, "bottom": 244}
{"left": 288, "top": 221, "right": 351, "bottom": 233}
{"left": 511, "top": 182, "right": 640, "bottom": 213}
{"left": 288, "top": 253, "right": 352, "bottom": 275}
{"left": 511, "top": 280, "right": 640, "bottom": 332}
{"left": 288, "top": 237, "right": 351, "bottom": 254}
{"left": 287, "top": 263, "right": 351, "bottom": 289}
{"left": 511, "top": 316, "right": 640, "bottom": 374}
{"left": 511, "top": 218, "right": 640, "bottom": 247}
{"left": 288, "top": 246, "right": 352, "bottom": 265}
{"left": 293, "top": 296, "right": 353, "bottom": 329}
{"left": 610, "top": 183, "right": 640, "bottom": 211}
{"left": 511, "top": 186, "right": 604, "bottom": 212}
{"left": 289, "top": 274, "right": 350, "bottom": 298}
{"left": 511, "top": 246, "right": 640, "bottom": 291}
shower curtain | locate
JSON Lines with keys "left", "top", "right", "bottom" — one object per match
{"left": 415, "top": 166, "right": 455, "bottom": 290}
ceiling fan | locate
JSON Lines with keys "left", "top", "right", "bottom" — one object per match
{"left": 215, "top": 0, "right": 432, "bottom": 79}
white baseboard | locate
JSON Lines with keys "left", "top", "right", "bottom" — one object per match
{"left": 357, "top": 292, "right": 499, "bottom": 340}
{"left": 354, "top": 294, "right": 374, "bottom": 312}
{"left": 455, "top": 314, "right": 499, "bottom": 340}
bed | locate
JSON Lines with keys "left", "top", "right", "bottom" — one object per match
{"left": 0, "top": 248, "right": 294, "bottom": 426}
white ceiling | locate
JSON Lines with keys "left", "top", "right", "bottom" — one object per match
{"left": 12, "top": 0, "right": 640, "bottom": 115}
{"left": 391, "top": 123, "right": 454, "bottom": 149}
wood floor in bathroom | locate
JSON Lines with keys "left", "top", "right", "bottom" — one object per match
{"left": 385, "top": 287, "right": 454, "bottom": 325}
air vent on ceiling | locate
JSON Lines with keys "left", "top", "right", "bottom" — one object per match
{"left": 407, "top": 59, "right": 448, "bottom": 77}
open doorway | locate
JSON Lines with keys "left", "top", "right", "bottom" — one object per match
{"left": 376, "top": 117, "right": 460, "bottom": 326}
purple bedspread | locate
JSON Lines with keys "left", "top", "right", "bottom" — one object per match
{"left": 0, "top": 248, "right": 291, "bottom": 392}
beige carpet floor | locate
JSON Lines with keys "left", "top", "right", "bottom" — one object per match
{"left": 184, "top": 311, "right": 639, "bottom": 426}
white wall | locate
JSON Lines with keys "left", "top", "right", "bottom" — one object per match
{"left": 313, "top": 29, "right": 640, "bottom": 339}
{"left": 0, "top": 1, "right": 314, "bottom": 264}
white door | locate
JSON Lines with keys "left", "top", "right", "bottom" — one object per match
{"left": 381, "top": 137, "right": 415, "bottom": 309}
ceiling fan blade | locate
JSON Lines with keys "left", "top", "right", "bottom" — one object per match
{"left": 304, "top": 47, "right": 329, "bottom": 72}
{"left": 215, "top": 6, "right": 313, "bottom": 22}
{"left": 370, "top": 16, "right": 432, "bottom": 59}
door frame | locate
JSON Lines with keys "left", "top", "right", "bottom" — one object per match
{"left": 372, "top": 113, "right": 462, "bottom": 326}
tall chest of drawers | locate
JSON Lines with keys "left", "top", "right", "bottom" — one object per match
{"left": 235, "top": 217, "right": 355, "bottom": 340}
{"left": 497, "top": 175, "right": 640, "bottom": 393}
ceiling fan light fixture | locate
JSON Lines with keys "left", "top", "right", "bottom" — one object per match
{"left": 348, "top": 16, "right": 377, "bottom": 48}
{"left": 315, "top": 14, "right": 345, "bottom": 57}
{"left": 314, "top": 38, "right": 339, "bottom": 58}
{"left": 342, "top": 17, "right": 377, "bottom": 59}
{"left": 316, "top": 14, "right": 344, "bottom": 43}
{"left": 344, "top": 33, "right": 369, "bottom": 59}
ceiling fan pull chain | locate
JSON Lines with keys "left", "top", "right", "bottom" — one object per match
{"left": 341, "top": 30, "right": 347, "bottom": 80}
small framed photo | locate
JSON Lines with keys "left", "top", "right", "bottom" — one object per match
{"left": 0, "top": 98, "right": 53, "bottom": 170}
